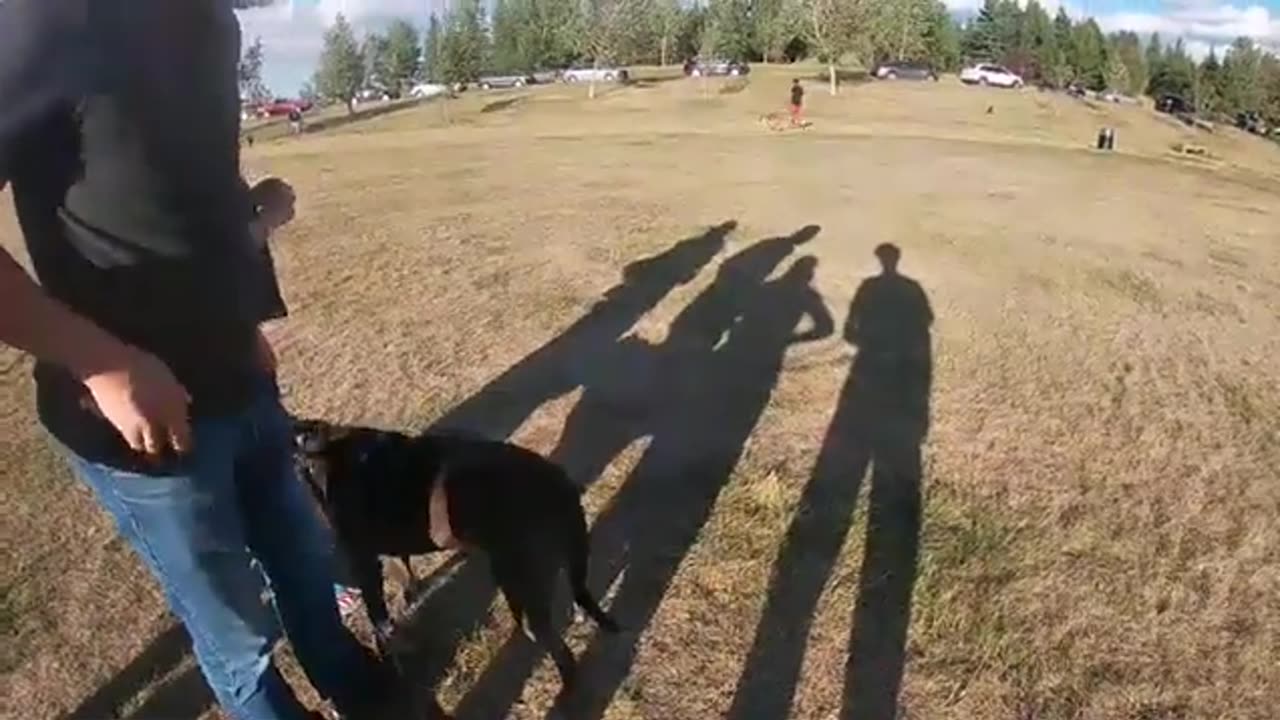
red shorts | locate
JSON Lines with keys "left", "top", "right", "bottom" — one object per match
{"left": 789, "top": 103, "right": 802, "bottom": 119}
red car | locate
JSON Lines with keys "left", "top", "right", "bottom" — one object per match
{"left": 257, "top": 98, "right": 313, "bottom": 118}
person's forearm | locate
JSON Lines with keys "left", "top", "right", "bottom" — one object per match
{"left": 0, "top": 249, "right": 129, "bottom": 378}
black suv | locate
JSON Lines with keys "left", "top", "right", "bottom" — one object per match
{"left": 1156, "top": 94, "right": 1193, "bottom": 115}
{"left": 1236, "top": 111, "right": 1269, "bottom": 135}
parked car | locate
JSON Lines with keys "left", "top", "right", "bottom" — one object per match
{"left": 409, "top": 83, "right": 449, "bottom": 99}
{"left": 1236, "top": 111, "right": 1269, "bottom": 135}
{"left": 353, "top": 86, "right": 394, "bottom": 104}
{"left": 959, "top": 64, "right": 1024, "bottom": 88}
{"left": 682, "top": 58, "right": 750, "bottom": 77}
{"left": 532, "top": 70, "right": 561, "bottom": 84}
{"left": 561, "top": 65, "right": 629, "bottom": 84}
{"left": 872, "top": 61, "right": 938, "bottom": 81}
{"left": 477, "top": 72, "right": 537, "bottom": 89}
{"left": 257, "top": 98, "right": 313, "bottom": 118}
{"left": 1156, "top": 94, "right": 1193, "bottom": 115}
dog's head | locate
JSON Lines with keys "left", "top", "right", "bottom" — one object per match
{"left": 292, "top": 417, "right": 341, "bottom": 455}
{"left": 290, "top": 417, "right": 353, "bottom": 507}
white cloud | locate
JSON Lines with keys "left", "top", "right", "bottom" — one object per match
{"left": 1093, "top": 3, "right": 1280, "bottom": 55}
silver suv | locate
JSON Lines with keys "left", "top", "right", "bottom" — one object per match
{"left": 561, "top": 66, "right": 629, "bottom": 84}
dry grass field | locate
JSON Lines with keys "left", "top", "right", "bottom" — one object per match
{"left": 3, "top": 66, "right": 1279, "bottom": 720}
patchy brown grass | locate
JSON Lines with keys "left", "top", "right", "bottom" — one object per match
{"left": 2, "top": 66, "right": 1279, "bottom": 720}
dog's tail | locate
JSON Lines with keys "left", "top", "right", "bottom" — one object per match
{"left": 567, "top": 504, "right": 621, "bottom": 633}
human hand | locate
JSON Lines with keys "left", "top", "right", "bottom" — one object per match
{"left": 81, "top": 345, "right": 192, "bottom": 458}
{"left": 255, "top": 326, "right": 278, "bottom": 375}
{"left": 249, "top": 177, "right": 296, "bottom": 233}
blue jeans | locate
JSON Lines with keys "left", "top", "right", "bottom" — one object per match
{"left": 63, "top": 384, "right": 383, "bottom": 720}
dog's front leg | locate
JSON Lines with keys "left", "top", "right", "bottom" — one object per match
{"left": 351, "top": 552, "right": 395, "bottom": 654}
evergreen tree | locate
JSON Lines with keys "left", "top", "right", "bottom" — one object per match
{"left": 423, "top": 14, "right": 443, "bottom": 82}
{"left": 993, "top": 0, "right": 1028, "bottom": 73}
{"left": 1109, "top": 31, "right": 1146, "bottom": 96}
{"left": 655, "top": 0, "right": 686, "bottom": 65}
{"left": 491, "top": 0, "right": 524, "bottom": 72}
{"left": 756, "top": 0, "right": 804, "bottom": 64}
{"left": 439, "top": 0, "right": 487, "bottom": 84}
{"left": 1052, "top": 7, "right": 1075, "bottom": 71}
{"left": 923, "top": 1, "right": 961, "bottom": 71}
{"left": 1221, "top": 36, "right": 1263, "bottom": 115}
{"left": 383, "top": 19, "right": 422, "bottom": 89}
{"left": 702, "top": 0, "right": 754, "bottom": 60}
{"left": 962, "top": 0, "right": 1002, "bottom": 62}
{"left": 1022, "top": 0, "right": 1054, "bottom": 82}
{"left": 1144, "top": 32, "right": 1164, "bottom": 95}
{"left": 238, "top": 36, "right": 271, "bottom": 102}
{"left": 1072, "top": 18, "right": 1107, "bottom": 91}
{"left": 1261, "top": 53, "right": 1280, "bottom": 124}
{"left": 1105, "top": 51, "right": 1129, "bottom": 94}
{"left": 1157, "top": 39, "right": 1196, "bottom": 99}
{"left": 1196, "top": 48, "right": 1222, "bottom": 114}
{"left": 314, "top": 13, "right": 365, "bottom": 112}
{"left": 361, "top": 32, "right": 390, "bottom": 87}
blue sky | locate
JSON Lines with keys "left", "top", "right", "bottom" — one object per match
{"left": 236, "top": 0, "right": 1280, "bottom": 94}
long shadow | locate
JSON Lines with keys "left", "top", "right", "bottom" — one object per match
{"left": 724, "top": 242, "right": 933, "bottom": 720}
{"left": 61, "top": 624, "right": 207, "bottom": 720}
{"left": 452, "top": 227, "right": 832, "bottom": 720}
{"left": 480, "top": 97, "right": 522, "bottom": 114}
{"left": 360, "top": 220, "right": 738, "bottom": 703}
{"left": 61, "top": 222, "right": 735, "bottom": 720}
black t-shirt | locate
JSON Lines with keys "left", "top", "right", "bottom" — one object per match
{"left": 791, "top": 83, "right": 804, "bottom": 106}
{"left": 1, "top": 1, "right": 287, "bottom": 470}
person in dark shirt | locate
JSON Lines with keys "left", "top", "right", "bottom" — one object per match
{"left": 0, "top": 3, "right": 390, "bottom": 719}
{"left": 790, "top": 78, "right": 805, "bottom": 125}
{"left": 288, "top": 106, "right": 305, "bottom": 135}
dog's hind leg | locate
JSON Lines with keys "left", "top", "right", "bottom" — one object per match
{"left": 567, "top": 508, "right": 621, "bottom": 633}
{"left": 523, "top": 588, "right": 577, "bottom": 694}
{"left": 492, "top": 550, "right": 578, "bottom": 693}
{"left": 490, "top": 552, "right": 529, "bottom": 639}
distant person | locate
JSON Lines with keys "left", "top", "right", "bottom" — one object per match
{"left": 0, "top": 3, "right": 394, "bottom": 719}
{"left": 288, "top": 106, "right": 304, "bottom": 135}
{"left": 790, "top": 78, "right": 805, "bottom": 125}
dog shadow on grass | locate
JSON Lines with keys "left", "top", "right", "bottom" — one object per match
{"left": 726, "top": 243, "right": 933, "bottom": 720}
{"left": 425, "top": 224, "right": 833, "bottom": 720}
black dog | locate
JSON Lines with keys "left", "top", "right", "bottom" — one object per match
{"left": 291, "top": 418, "right": 620, "bottom": 694}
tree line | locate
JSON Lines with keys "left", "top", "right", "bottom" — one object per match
{"left": 266, "top": 0, "right": 1280, "bottom": 118}
{"left": 960, "top": 0, "right": 1280, "bottom": 121}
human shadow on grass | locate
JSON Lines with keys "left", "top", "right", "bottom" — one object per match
{"left": 450, "top": 226, "right": 832, "bottom": 720}
{"left": 724, "top": 242, "right": 933, "bottom": 720}
{"left": 60, "top": 223, "right": 736, "bottom": 720}
{"left": 61, "top": 623, "right": 204, "bottom": 720}
{"left": 355, "top": 221, "right": 741, "bottom": 705}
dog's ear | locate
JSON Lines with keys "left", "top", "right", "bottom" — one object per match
{"left": 292, "top": 418, "right": 359, "bottom": 454}
{"left": 291, "top": 418, "right": 332, "bottom": 453}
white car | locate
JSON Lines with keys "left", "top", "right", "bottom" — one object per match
{"left": 960, "top": 64, "right": 1024, "bottom": 88}
{"left": 561, "top": 66, "right": 629, "bottom": 84}
{"left": 409, "top": 83, "right": 448, "bottom": 99}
